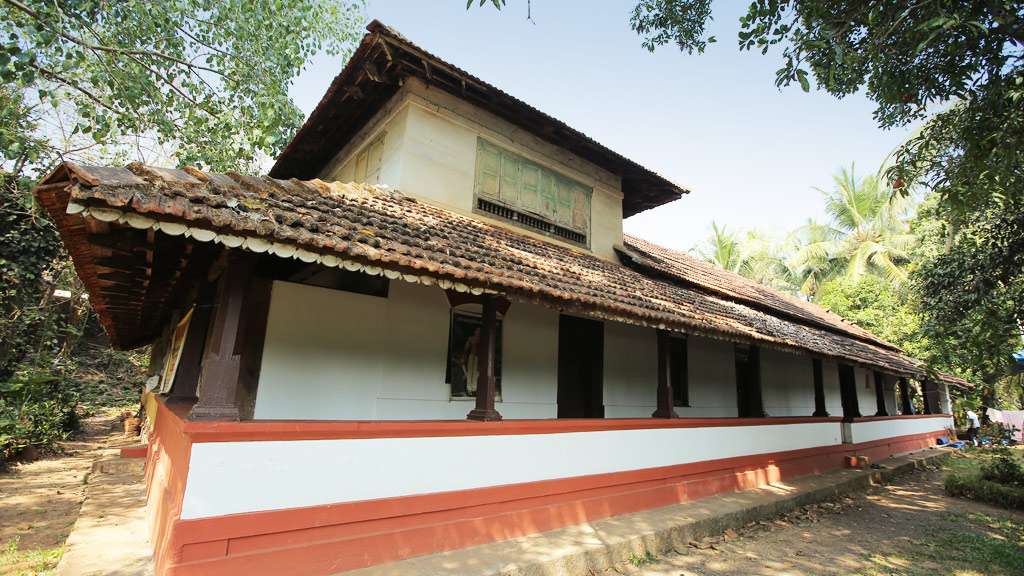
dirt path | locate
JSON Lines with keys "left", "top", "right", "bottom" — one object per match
{"left": 612, "top": 465, "right": 1024, "bottom": 576}
{"left": 0, "top": 411, "right": 136, "bottom": 576}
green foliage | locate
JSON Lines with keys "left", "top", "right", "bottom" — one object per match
{"left": 816, "top": 275, "right": 930, "bottom": 360}
{"left": 0, "top": 366, "right": 79, "bottom": 458}
{"left": 0, "top": 172, "right": 62, "bottom": 380}
{"left": 623, "top": 1, "right": 1024, "bottom": 399}
{"left": 1, "top": 0, "right": 365, "bottom": 172}
{"left": 945, "top": 474, "right": 1024, "bottom": 510}
{"left": 981, "top": 451, "right": 1024, "bottom": 488}
{"left": 945, "top": 449, "right": 1024, "bottom": 510}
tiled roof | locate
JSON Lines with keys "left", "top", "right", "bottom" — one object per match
{"left": 620, "top": 235, "right": 897, "bottom": 350}
{"left": 37, "top": 162, "right": 925, "bottom": 376}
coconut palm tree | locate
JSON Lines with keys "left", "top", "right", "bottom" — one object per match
{"left": 818, "top": 164, "right": 917, "bottom": 283}
{"left": 697, "top": 222, "right": 743, "bottom": 273}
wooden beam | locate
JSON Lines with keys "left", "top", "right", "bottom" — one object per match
{"left": 467, "top": 295, "right": 502, "bottom": 422}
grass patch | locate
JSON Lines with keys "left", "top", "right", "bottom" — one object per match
{"left": 627, "top": 550, "right": 656, "bottom": 567}
{"left": 0, "top": 538, "right": 63, "bottom": 576}
{"left": 857, "top": 511, "right": 1023, "bottom": 576}
{"left": 944, "top": 448, "right": 1024, "bottom": 509}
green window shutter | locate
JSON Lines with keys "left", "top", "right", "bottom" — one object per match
{"left": 555, "top": 177, "right": 574, "bottom": 227}
{"left": 571, "top": 183, "right": 590, "bottom": 232}
{"left": 475, "top": 140, "right": 500, "bottom": 199}
{"left": 499, "top": 150, "right": 520, "bottom": 205}
{"left": 539, "top": 171, "right": 557, "bottom": 220}
{"left": 473, "top": 137, "right": 592, "bottom": 245}
{"left": 519, "top": 161, "right": 540, "bottom": 212}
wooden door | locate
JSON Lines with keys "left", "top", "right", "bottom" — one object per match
{"left": 557, "top": 315, "right": 604, "bottom": 418}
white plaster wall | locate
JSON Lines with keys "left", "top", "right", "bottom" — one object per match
{"left": 684, "top": 335, "right": 738, "bottom": 417}
{"left": 255, "top": 280, "right": 559, "bottom": 420}
{"left": 882, "top": 374, "right": 900, "bottom": 415}
{"left": 181, "top": 420, "right": 843, "bottom": 519}
{"left": 821, "top": 360, "right": 845, "bottom": 417}
{"left": 849, "top": 415, "right": 953, "bottom": 444}
{"left": 320, "top": 79, "right": 625, "bottom": 260}
{"left": 761, "top": 348, "right": 815, "bottom": 417}
{"left": 854, "top": 366, "right": 878, "bottom": 415}
{"left": 602, "top": 330, "right": 739, "bottom": 418}
{"left": 603, "top": 323, "right": 657, "bottom": 418}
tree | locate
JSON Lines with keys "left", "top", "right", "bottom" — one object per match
{"left": 696, "top": 222, "right": 742, "bottom": 273}
{"left": 912, "top": 195, "right": 1023, "bottom": 409}
{"left": 815, "top": 165, "right": 916, "bottom": 283}
{"left": 628, "top": 2, "right": 1023, "bottom": 210}
{"left": 1, "top": 0, "right": 365, "bottom": 172}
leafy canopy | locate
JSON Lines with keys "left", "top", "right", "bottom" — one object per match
{"left": 1, "top": 0, "right": 365, "bottom": 172}
{"left": 628, "top": 1, "right": 1024, "bottom": 213}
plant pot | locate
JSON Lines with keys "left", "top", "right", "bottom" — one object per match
{"left": 124, "top": 417, "right": 142, "bottom": 437}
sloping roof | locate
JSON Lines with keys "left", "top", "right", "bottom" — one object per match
{"left": 36, "top": 162, "right": 929, "bottom": 379}
{"left": 620, "top": 235, "right": 899, "bottom": 351}
{"left": 270, "top": 20, "right": 686, "bottom": 218}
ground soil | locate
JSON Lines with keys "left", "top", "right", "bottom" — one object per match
{"left": 609, "top": 461, "right": 1024, "bottom": 576}
{"left": 0, "top": 411, "right": 137, "bottom": 576}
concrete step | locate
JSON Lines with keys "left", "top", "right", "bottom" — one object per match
{"left": 342, "top": 447, "right": 950, "bottom": 576}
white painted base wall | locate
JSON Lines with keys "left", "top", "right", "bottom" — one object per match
{"left": 846, "top": 416, "right": 953, "bottom": 444}
{"left": 180, "top": 420, "right": 843, "bottom": 519}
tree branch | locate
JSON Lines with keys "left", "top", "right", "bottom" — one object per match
{"left": 2, "top": 0, "right": 227, "bottom": 77}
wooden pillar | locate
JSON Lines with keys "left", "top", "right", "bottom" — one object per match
{"left": 898, "top": 377, "right": 915, "bottom": 415}
{"left": 189, "top": 252, "right": 272, "bottom": 421}
{"left": 467, "top": 295, "right": 502, "bottom": 421}
{"left": 165, "top": 282, "right": 217, "bottom": 404}
{"left": 652, "top": 330, "right": 679, "bottom": 418}
{"left": 873, "top": 371, "right": 889, "bottom": 416}
{"left": 812, "top": 358, "right": 829, "bottom": 417}
{"left": 921, "top": 379, "right": 938, "bottom": 415}
{"left": 838, "top": 363, "right": 861, "bottom": 418}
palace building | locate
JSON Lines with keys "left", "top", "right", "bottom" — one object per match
{"left": 35, "top": 21, "right": 959, "bottom": 576}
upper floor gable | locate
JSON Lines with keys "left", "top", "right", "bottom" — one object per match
{"left": 270, "top": 21, "right": 686, "bottom": 259}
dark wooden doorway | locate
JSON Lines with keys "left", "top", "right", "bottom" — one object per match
{"left": 838, "top": 363, "right": 861, "bottom": 418}
{"left": 735, "top": 345, "right": 765, "bottom": 417}
{"left": 557, "top": 315, "right": 604, "bottom": 418}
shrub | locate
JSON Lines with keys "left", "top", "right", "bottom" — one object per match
{"left": 945, "top": 475, "right": 1024, "bottom": 510}
{"left": 0, "top": 367, "right": 79, "bottom": 459}
{"left": 981, "top": 452, "right": 1024, "bottom": 487}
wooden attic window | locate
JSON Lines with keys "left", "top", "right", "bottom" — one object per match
{"left": 353, "top": 131, "right": 386, "bottom": 184}
{"left": 473, "top": 138, "right": 592, "bottom": 247}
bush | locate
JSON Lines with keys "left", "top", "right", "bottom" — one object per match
{"left": 945, "top": 474, "right": 1024, "bottom": 510}
{"left": 0, "top": 367, "right": 79, "bottom": 459}
{"left": 981, "top": 451, "right": 1024, "bottom": 487}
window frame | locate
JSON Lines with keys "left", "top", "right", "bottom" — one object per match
{"left": 445, "top": 308, "right": 503, "bottom": 402}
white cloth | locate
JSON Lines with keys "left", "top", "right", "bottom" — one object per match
{"left": 987, "top": 408, "right": 1024, "bottom": 442}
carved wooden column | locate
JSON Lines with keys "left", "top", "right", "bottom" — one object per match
{"left": 812, "top": 358, "right": 829, "bottom": 417}
{"left": 467, "top": 295, "right": 502, "bottom": 421}
{"left": 189, "top": 252, "right": 272, "bottom": 421}
{"left": 652, "top": 330, "right": 679, "bottom": 418}
{"left": 873, "top": 371, "right": 889, "bottom": 416}
{"left": 898, "top": 377, "right": 915, "bottom": 415}
{"left": 165, "top": 282, "right": 216, "bottom": 405}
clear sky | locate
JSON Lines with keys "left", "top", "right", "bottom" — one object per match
{"left": 288, "top": 1, "right": 917, "bottom": 251}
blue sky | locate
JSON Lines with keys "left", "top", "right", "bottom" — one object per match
{"left": 288, "top": 1, "right": 917, "bottom": 251}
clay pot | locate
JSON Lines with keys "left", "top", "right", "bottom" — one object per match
{"left": 124, "top": 417, "right": 142, "bottom": 437}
